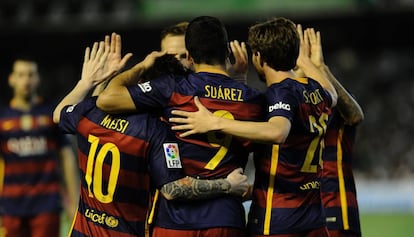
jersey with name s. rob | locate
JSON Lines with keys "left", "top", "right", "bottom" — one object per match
{"left": 127, "top": 70, "right": 264, "bottom": 230}
{"left": 59, "top": 97, "right": 183, "bottom": 237}
{"left": 248, "top": 77, "right": 332, "bottom": 235}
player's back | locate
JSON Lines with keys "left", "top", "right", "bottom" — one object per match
{"left": 129, "top": 70, "right": 264, "bottom": 178}
{"left": 321, "top": 109, "right": 361, "bottom": 235}
{"left": 59, "top": 97, "right": 173, "bottom": 237}
{"left": 249, "top": 77, "right": 332, "bottom": 235}
{"left": 127, "top": 70, "right": 265, "bottom": 230}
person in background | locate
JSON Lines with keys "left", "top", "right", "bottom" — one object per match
{"left": 0, "top": 56, "right": 78, "bottom": 237}
{"left": 53, "top": 33, "right": 250, "bottom": 237}
{"left": 168, "top": 18, "right": 338, "bottom": 237}
{"left": 298, "top": 27, "right": 364, "bottom": 237}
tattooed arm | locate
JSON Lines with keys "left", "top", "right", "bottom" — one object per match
{"left": 305, "top": 27, "right": 364, "bottom": 125}
{"left": 319, "top": 65, "right": 364, "bottom": 125}
{"left": 160, "top": 168, "right": 250, "bottom": 200}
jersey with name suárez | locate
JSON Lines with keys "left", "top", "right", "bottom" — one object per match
{"left": 248, "top": 77, "right": 332, "bottom": 235}
{"left": 321, "top": 109, "right": 361, "bottom": 234}
{"left": 0, "top": 102, "right": 69, "bottom": 216}
{"left": 59, "top": 97, "right": 183, "bottom": 237}
{"left": 127, "top": 71, "right": 264, "bottom": 230}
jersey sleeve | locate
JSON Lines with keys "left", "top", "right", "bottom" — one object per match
{"left": 265, "top": 83, "right": 298, "bottom": 122}
{"left": 126, "top": 75, "right": 176, "bottom": 112}
{"left": 58, "top": 97, "right": 96, "bottom": 134}
{"left": 147, "top": 118, "right": 185, "bottom": 188}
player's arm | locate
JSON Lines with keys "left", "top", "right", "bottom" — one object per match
{"left": 160, "top": 168, "right": 250, "bottom": 200}
{"left": 170, "top": 96, "right": 291, "bottom": 144}
{"left": 53, "top": 33, "right": 132, "bottom": 123}
{"left": 319, "top": 65, "right": 364, "bottom": 125}
{"left": 59, "top": 145, "right": 79, "bottom": 221}
{"left": 97, "top": 50, "right": 167, "bottom": 113}
{"left": 305, "top": 28, "right": 364, "bottom": 125}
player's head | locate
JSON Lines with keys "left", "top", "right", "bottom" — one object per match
{"left": 185, "top": 16, "right": 229, "bottom": 65}
{"left": 248, "top": 17, "right": 299, "bottom": 73}
{"left": 8, "top": 57, "right": 40, "bottom": 100}
{"left": 140, "top": 54, "right": 191, "bottom": 83}
{"left": 160, "top": 21, "right": 192, "bottom": 69}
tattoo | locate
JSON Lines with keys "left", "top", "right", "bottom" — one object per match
{"left": 323, "top": 66, "right": 364, "bottom": 125}
{"left": 160, "top": 176, "right": 231, "bottom": 201}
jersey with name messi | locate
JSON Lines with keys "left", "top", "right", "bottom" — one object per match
{"left": 127, "top": 71, "right": 264, "bottom": 230}
{"left": 248, "top": 77, "right": 333, "bottom": 235}
{"left": 59, "top": 97, "right": 183, "bottom": 237}
{"left": 0, "top": 102, "right": 69, "bottom": 216}
{"left": 321, "top": 109, "right": 361, "bottom": 235}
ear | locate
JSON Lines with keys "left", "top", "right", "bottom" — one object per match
{"left": 254, "top": 51, "right": 264, "bottom": 67}
{"left": 186, "top": 51, "right": 193, "bottom": 63}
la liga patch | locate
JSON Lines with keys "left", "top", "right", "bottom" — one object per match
{"left": 163, "top": 143, "right": 182, "bottom": 168}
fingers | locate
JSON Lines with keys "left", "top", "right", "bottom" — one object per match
{"left": 119, "top": 53, "right": 133, "bottom": 68}
{"left": 193, "top": 96, "right": 203, "bottom": 110}
{"left": 170, "top": 124, "right": 192, "bottom": 130}
{"left": 297, "top": 24, "right": 304, "bottom": 42}
{"left": 177, "top": 130, "right": 195, "bottom": 138}
{"left": 94, "top": 41, "right": 105, "bottom": 62}
{"left": 170, "top": 109, "right": 191, "bottom": 117}
{"left": 89, "top": 42, "right": 99, "bottom": 61}
{"left": 115, "top": 33, "right": 122, "bottom": 54}
{"left": 230, "top": 40, "right": 247, "bottom": 62}
{"left": 233, "top": 167, "right": 244, "bottom": 174}
{"left": 105, "top": 34, "right": 110, "bottom": 52}
{"left": 84, "top": 46, "right": 91, "bottom": 63}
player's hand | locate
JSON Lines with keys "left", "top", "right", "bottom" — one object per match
{"left": 103, "top": 33, "right": 133, "bottom": 80}
{"left": 137, "top": 50, "right": 168, "bottom": 71}
{"left": 226, "top": 168, "right": 249, "bottom": 196}
{"left": 226, "top": 40, "right": 248, "bottom": 83}
{"left": 296, "top": 24, "right": 312, "bottom": 69}
{"left": 81, "top": 40, "right": 108, "bottom": 87}
{"left": 306, "top": 28, "right": 324, "bottom": 67}
{"left": 170, "top": 96, "right": 218, "bottom": 137}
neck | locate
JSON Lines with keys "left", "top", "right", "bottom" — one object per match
{"left": 10, "top": 95, "right": 38, "bottom": 111}
{"left": 263, "top": 65, "right": 296, "bottom": 87}
{"left": 194, "top": 63, "right": 228, "bottom": 76}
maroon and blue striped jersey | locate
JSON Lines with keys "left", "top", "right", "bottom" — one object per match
{"left": 127, "top": 70, "right": 265, "bottom": 230}
{"left": 321, "top": 109, "right": 361, "bottom": 235}
{"left": 248, "top": 77, "right": 333, "bottom": 235}
{"left": 0, "top": 102, "right": 70, "bottom": 216}
{"left": 59, "top": 97, "right": 183, "bottom": 237}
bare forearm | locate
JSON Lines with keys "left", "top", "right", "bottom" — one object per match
{"left": 97, "top": 63, "right": 147, "bottom": 113}
{"left": 320, "top": 65, "right": 364, "bottom": 124}
{"left": 105, "top": 62, "right": 146, "bottom": 89}
{"left": 217, "top": 117, "right": 289, "bottom": 144}
{"left": 53, "top": 80, "right": 94, "bottom": 123}
{"left": 160, "top": 176, "right": 231, "bottom": 201}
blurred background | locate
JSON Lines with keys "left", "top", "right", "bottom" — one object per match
{"left": 0, "top": 0, "right": 413, "bottom": 236}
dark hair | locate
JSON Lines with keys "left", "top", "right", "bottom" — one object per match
{"left": 160, "top": 21, "right": 189, "bottom": 41}
{"left": 248, "top": 17, "right": 299, "bottom": 71}
{"left": 140, "top": 54, "right": 191, "bottom": 82}
{"left": 185, "top": 16, "right": 228, "bottom": 65}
